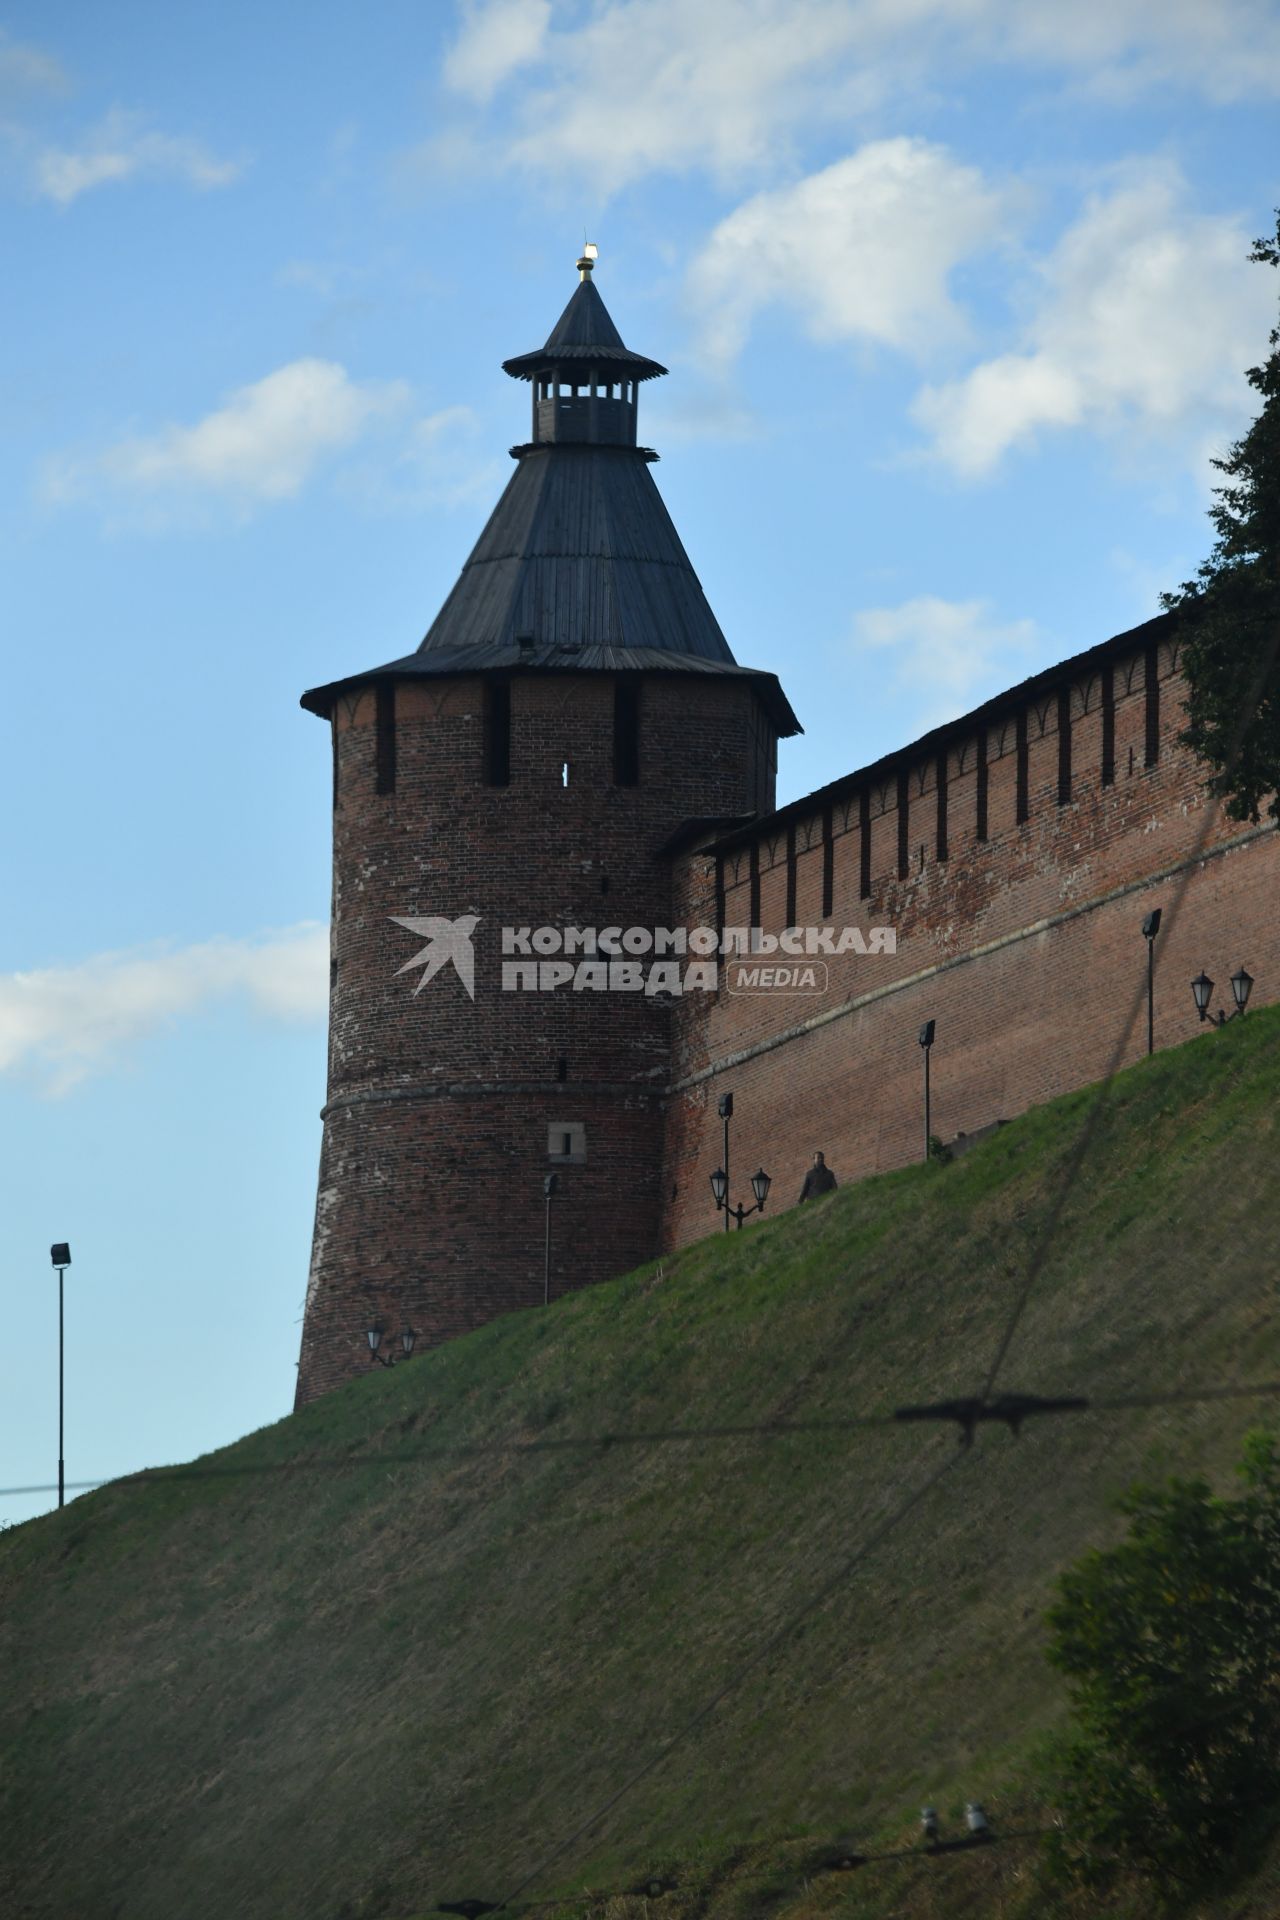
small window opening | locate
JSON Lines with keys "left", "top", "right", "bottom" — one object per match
{"left": 600, "top": 872, "right": 610, "bottom": 895}
{"left": 556, "top": 1055, "right": 568, "bottom": 1082}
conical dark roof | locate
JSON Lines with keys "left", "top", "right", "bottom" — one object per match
{"left": 300, "top": 264, "right": 801, "bottom": 737}
{"left": 417, "top": 443, "right": 732, "bottom": 660}
{"left": 502, "top": 274, "right": 666, "bottom": 382}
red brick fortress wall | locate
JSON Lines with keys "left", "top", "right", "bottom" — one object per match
{"left": 660, "top": 621, "right": 1280, "bottom": 1251}
{"left": 296, "top": 670, "right": 776, "bottom": 1405}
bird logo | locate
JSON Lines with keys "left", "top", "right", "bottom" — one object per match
{"left": 390, "top": 914, "right": 480, "bottom": 1000}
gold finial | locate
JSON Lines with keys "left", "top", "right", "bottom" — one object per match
{"left": 577, "top": 241, "right": 598, "bottom": 281}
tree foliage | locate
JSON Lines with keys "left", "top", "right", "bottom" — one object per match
{"left": 1164, "top": 213, "right": 1280, "bottom": 822}
{"left": 1043, "top": 1434, "right": 1280, "bottom": 1896}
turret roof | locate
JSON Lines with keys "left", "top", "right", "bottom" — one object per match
{"left": 300, "top": 259, "right": 798, "bottom": 736}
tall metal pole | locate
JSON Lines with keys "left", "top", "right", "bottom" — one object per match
{"left": 58, "top": 1264, "right": 65, "bottom": 1511}
{"left": 1147, "top": 936, "right": 1155, "bottom": 1057}
{"left": 722, "top": 1108, "right": 730, "bottom": 1234}
{"left": 543, "top": 1188, "right": 552, "bottom": 1306}
{"left": 923, "top": 1045, "right": 931, "bottom": 1163}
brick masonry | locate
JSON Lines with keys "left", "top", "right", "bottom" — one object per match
{"left": 295, "top": 622, "right": 1279, "bottom": 1405}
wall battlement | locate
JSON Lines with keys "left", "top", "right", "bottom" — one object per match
{"left": 658, "top": 616, "right": 1278, "bottom": 1252}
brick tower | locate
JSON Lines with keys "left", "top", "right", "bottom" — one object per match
{"left": 295, "top": 255, "right": 799, "bottom": 1405}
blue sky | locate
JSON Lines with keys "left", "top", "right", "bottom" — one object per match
{"left": 2, "top": 0, "right": 1277, "bottom": 1522}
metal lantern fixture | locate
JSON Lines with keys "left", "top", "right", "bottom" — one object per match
{"left": 1192, "top": 966, "right": 1257, "bottom": 1026}
{"left": 1191, "top": 971, "right": 1215, "bottom": 1020}
{"left": 920, "top": 1806, "right": 939, "bottom": 1844}
{"left": 1231, "top": 966, "right": 1255, "bottom": 1014}
{"left": 965, "top": 1802, "right": 990, "bottom": 1837}
{"left": 711, "top": 1159, "right": 772, "bottom": 1229}
{"left": 367, "top": 1322, "right": 416, "bottom": 1367}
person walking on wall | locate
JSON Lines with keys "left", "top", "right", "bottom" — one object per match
{"left": 798, "top": 1151, "right": 837, "bottom": 1203}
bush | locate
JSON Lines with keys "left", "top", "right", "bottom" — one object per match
{"left": 1042, "top": 1433, "right": 1280, "bottom": 1897}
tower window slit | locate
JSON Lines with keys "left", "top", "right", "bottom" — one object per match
{"left": 613, "top": 679, "right": 640, "bottom": 785}
{"left": 375, "top": 683, "right": 396, "bottom": 795}
{"left": 484, "top": 681, "right": 511, "bottom": 786}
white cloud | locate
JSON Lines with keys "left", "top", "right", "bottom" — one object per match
{"left": 35, "top": 108, "right": 242, "bottom": 204}
{"left": 337, "top": 403, "right": 503, "bottom": 513}
{"left": 913, "top": 167, "right": 1275, "bottom": 476}
{"left": 423, "top": 0, "right": 1280, "bottom": 195}
{"left": 693, "top": 138, "right": 1012, "bottom": 366}
{"left": 0, "top": 28, "right": 67, "bottom": 101}
{"left": 44, "top": 359, "right": 410, "bottom": 514}
{"left": 990, "top": 0, "right": 1280, "bottom": 103}
{"left": 434, "top": 0, "right": 883, "bottom": 192}
{"left": 852, "top": 596, "right": 1038, "bottom": 727}
{"left": 444, "top": 0, "right": 551, "bottom": 101}
{"left": 0, "top": 925, "right": 329, "bottom": 1095}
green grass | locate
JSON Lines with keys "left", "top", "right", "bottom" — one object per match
{"left": 4, "top": 1012, "right": 1280, "bottom": 1920}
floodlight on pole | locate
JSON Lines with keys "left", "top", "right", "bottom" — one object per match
{"left": 50, "top": 1243, "right": 71, "bottom": 1511}
{"left": 1142, "top": 907, "right": 1162, "bottom": 1056}
{"left": 918, "top": 1020, "right": 936, "bottom": 1161}
{"left": 543, "top": 1171, "right": 559, "bottom": 1306}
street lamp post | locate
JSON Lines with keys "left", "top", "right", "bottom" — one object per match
{"left": 1142, "top": 908, "right": 1162, "bottom": 1055}
{"left": 1191, "top": 966, "right": 1255, "bottom": 1027}
{"left": 365, "top": 1325, "right": 418, "bottom": 1368}
{"left": 709, "top": 1164, "right": 772, "bottom": 1229}
{"left": 717, "top": 1092, "right": 733, "bottom": 1234}
{"left": 918, "top": 1021, "right": 936, "bottom": 1162}
{"left": 543, "top": 1172, "right": 559, "bottom": 1305}
{"left": 50, "top": 1243, "right": 71, "bottom": 1510}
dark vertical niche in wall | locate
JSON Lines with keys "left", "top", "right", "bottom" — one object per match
{"left": 785, "top": 822, "right": 797, "bottom": 927}
{"left": 612, "top": 678, "right": 640, "bottom": 786}
{"left": 821, "top": 804, "right": 834, "bottom": 917}
{"left": 714, "top": 853, "right": 726, "bottom": 940}
{"left": 484, "top": 680, "right": 511, "bottom": 786}
{"left": 1015, "top": 709, "right": 1029, "bottom": 823}
{"left": 976, "top": 730, "right": 989, "bottom": 842}
{"left": 1144, "top": 647, "right": 1160, "bottom": 767}
{"left": 375, "top": 683, "right": 396, "bottom": 795}
{"left": 1101, "top": 665, "right": 1116, "bottom": 787}
{"left": 935, "top": 751, "right": 949, "bottom": 862}
{"left": 1057, "top": 687, "right": 1073, "bottom": 805}
{"left": 748, "top": 839, "right": 761, "bottom": 932}
{"left": 896, "top": 770, "right": 910, "bottom": 879}
{"left": 859, "top": 790, "right": 872, "bottom": 899}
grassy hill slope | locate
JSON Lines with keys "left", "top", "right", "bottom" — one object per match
{"left": 3, "top": 1012, "right": 1280, "bottom": 1920}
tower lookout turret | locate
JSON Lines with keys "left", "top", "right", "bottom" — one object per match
{"left": 294, "top": 258, "right": 799, "bottom": 1406}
